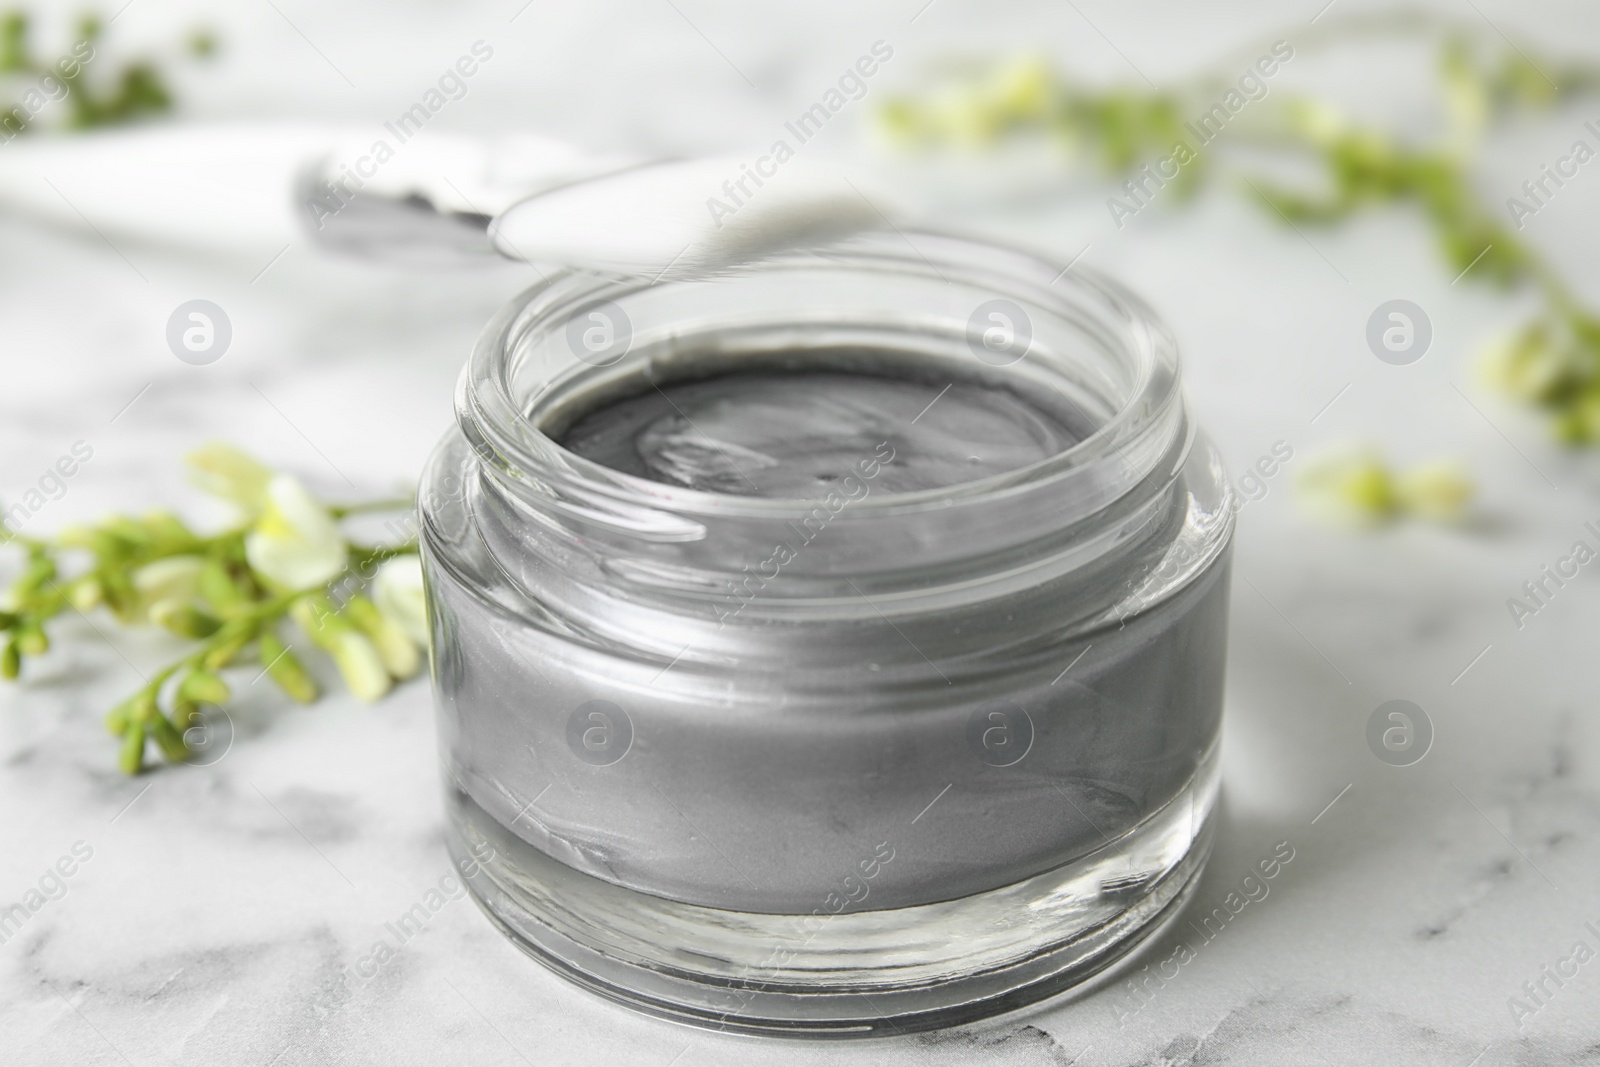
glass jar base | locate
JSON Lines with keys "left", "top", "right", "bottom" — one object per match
{"left": 445, "top": 766, "right": 1217, "bottom": 1038}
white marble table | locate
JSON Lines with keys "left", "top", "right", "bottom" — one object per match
{"left": 4, "top": 1, "right": 1600, "bottom": 1063}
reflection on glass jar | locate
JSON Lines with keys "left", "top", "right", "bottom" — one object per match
{"left": 420, "top": 230, "right": 1235, "bottom": 1036}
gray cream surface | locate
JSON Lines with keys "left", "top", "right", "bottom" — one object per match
{"left": 559, "top": 367, "right": 1083, "bottom": 496}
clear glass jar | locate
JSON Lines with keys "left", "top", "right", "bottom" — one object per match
{"left": 419, "top": 230, "right": 1234, "bottom": 1036}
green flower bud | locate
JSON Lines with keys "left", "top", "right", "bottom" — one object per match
{"left": 1550, "top": 390, "right": 1600, "bottom": 445}
{"left": 149, "top": 599, "right": 221, "bottom": 639}
{"left": 1294, "top": 447, "right": 1398, "bottom": 526}
{"left": 989, "top": 57, "right": 1052, "bottom": 122}
{"left": 1393, "top": 460, "right": 1475, "bottom": 522}
{"left": 260, "top": 632, "right": 317, "bottom": 704}
{"left": 106, "top": 517, "right": 154, "bottom": 550}
{"left": 119, "top": 722, "right": 147, "bottom": 774}
{"left": 56, "top": 524, "right": 97, "bottom": 550}
{"left": 131, "top": 691, "right": 160, "bottom": 724}
{"left": 170, "top": 698, "right": 200, "bottom": 731}
{"left": 17, "top": 555, "right": 56, "bottom": 596}
{"left": 105, "top": 698, "right": 134, "bottom": 735}
{"left": 289, "top": 596, "right": 342, "bottom": 651}
{"left": 1480, "top": 323, "right": 1559, "bottom": 403}
{"left": 178, "top": 669, "right": 230, "bottom": 705}
{"left": 877, "top": 99, "right": 924, "bottom": 143}
{"left": 133, "top": 556, "right": 204, "bottom": 612}
{"left": 1498, "top": 53, "right": 1558, "bottom": 108}
{"left": 1285, "top": 98, "right": 1348, "bottom": 148}
{"left": 1439, "top": 38, "right": 1489, "bottom": 142}
{"left": 15, "top": 623, "right": 48, "bottom": 656}
{"left": 331, "top": 631, "right": 392, "bottom": 702}
{"left": 2, "top": 640, "right": 20, "bottom": 680}
{"left": 149, "top": 712, "right": 191, "bottom": 762}
{"left": 69, "top": 577, "right": 103, "bottom": 612}
{"left": 99, "top": 569, "right": 138, "bottom": 622}
{"left": 345, "top": 596, "right": 419, "bottom": 679}
{"left": 142, "top": 510, "right": 197, "bottom": 549}
{"left": 202, "top": 622, "right": 254, "bottom": 671}
{"left": 198, "top": 557, "right": 247, "bottom": 613}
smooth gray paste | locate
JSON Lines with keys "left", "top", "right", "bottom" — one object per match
{"left": 560, "top": 370, "right": 1082, "bottom": 495}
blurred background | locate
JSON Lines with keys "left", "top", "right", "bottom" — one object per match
{"left": 3, "top": 1, "right": 1600, "bottom": 1064}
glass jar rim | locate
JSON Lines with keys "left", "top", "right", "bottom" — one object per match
{"left": 457, "top": 227, "right": 1183, "bottom": 523}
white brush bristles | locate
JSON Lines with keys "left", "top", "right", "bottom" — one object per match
{"left": 489, "top": 157, "right": 892, "bottom": 278}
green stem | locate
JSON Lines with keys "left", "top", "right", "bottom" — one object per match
{"left": 330, "top": 498, "right": 414, "bottom": 518}
{"left": 347, "top": 541, "right": 418, "bottom": 570}
{"left": 136, "top": 590, "right": 301, "bottom": 696}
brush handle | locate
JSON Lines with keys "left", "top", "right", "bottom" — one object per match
{"left": 0, "top": 124, "right": 637, "bottom": 262}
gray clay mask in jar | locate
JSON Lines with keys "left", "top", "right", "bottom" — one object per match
{"left": 419, "top": 229, "right": 1235, "bottom": 1036}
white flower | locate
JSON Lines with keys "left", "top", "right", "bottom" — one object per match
{"left": 186, "top": 443, "right": 274, "bottom": 516}
{"left": 245, "top": 475, "right": 347, "bottom": 590}
{"left": 132, "top": 555, "right": 206, "bottom": 621}
{"left": 374, "top": 556, "right": 429, "bottom": 647}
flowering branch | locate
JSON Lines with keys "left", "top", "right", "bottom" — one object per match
{"left": 877, "top": 15, "right": 1600, "bottom": 441}
{"left": 1, "top": 444, "right": 427, "bottom": 773}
